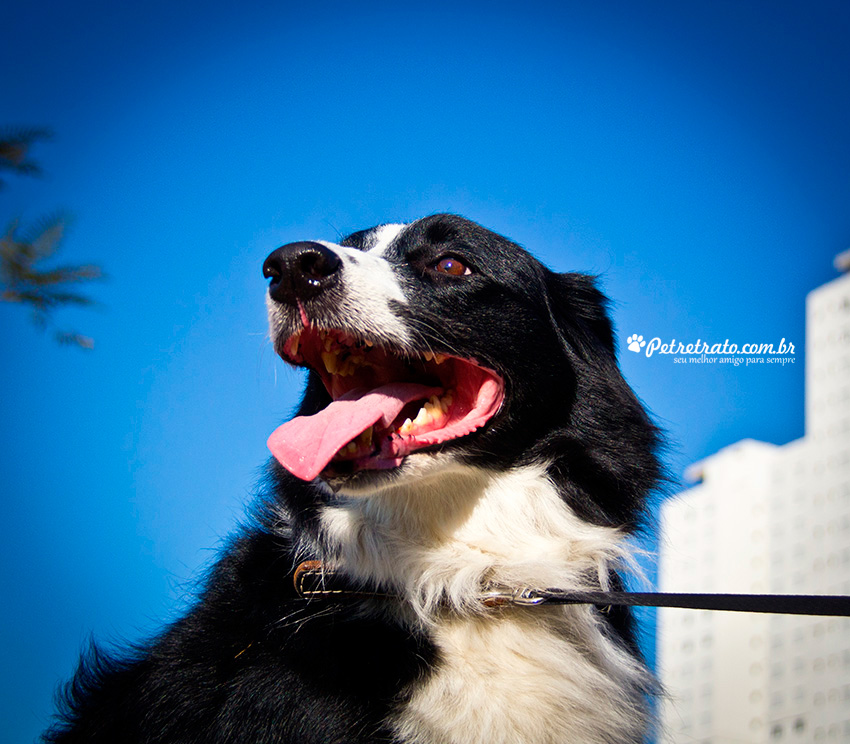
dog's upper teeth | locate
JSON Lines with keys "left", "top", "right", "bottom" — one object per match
{"left": 331, "top": 353, "right": 366, "bottom": 377}
{"left": 322, "top": 350, "right": 340, "bottom": 374}
{"left": 422, "top": 351, "right": 447, "bottom": 364}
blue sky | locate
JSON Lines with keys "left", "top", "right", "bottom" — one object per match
{"left": 2, "top": 1, "right": 849, "bottom": 740}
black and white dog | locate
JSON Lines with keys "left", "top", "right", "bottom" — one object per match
{"left": 45, "top": 214, "right": 661, "bottom": 743}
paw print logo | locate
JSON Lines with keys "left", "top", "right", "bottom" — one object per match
{"left": 627, "top": 334, "right": 646, "bottom": 353}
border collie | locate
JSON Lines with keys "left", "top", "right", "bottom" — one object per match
{"left": 44, "top": 214, "right": 661, "bottom": 743}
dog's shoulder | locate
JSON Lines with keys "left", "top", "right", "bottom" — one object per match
{"left": 43, "top": 525, "right": 433, "bottom": 744}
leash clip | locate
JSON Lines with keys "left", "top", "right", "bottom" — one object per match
{"left": 480, "top": 587, "right": 548, "bottom": 608}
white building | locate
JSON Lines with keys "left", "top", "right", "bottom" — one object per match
{"left": 657, "top": 260, "right": 850, "bottom": 743}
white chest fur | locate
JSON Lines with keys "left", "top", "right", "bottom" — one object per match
{"left": 318, "top": 464, "right": 652, "bottom": 744}
{"left": 393, "top": 608, "right": 649, "bottom": 744}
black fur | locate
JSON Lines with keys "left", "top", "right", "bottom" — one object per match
{"left": 43, "top": 214, "right": 661, "bottom": 743}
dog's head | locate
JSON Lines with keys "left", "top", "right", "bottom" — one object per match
{"left": 264, "top": 214, "right": 660, "bottom": 528}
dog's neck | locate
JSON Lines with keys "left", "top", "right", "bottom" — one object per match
{"left": 316, "top": 463, "right": 630, "bottom": 623}
{"left": 314, "top": 463, "right": 653, "bottom": 744}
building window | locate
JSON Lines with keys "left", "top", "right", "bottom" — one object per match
{"left": 771, "top": 724, "right": 783, "bottom": 739}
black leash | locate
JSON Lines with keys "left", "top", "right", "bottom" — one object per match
{"left": 480, "top": 587, "right": 850, "bottom": 617}
{"left": 294, "top": 562, "right": 850, "bottom": 617}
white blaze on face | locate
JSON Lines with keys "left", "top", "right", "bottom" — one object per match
{"left": 314, "top": 223, "right": 412, "bottom": 346}
{"left": 365, "top": 223, "right": 407, "bottom": 256}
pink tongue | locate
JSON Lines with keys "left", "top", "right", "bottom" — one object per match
{"left": 267, "top": 382, "right": 440, "bottom": 481}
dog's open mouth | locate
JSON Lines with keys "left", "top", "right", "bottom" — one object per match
{"left": 268, "top": 327, "right": 505, "bottom": 481}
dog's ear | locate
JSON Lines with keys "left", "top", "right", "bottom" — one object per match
{"left": 543, "top": 270, "right": 617, "bottom": 359}
{"left": 540, "top": 269, "right": 663, "bottom": 529}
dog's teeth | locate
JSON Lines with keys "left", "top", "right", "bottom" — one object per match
{"left": 399, "top": 418, "right": 415, "bottom": 435}
{"left": 322, "top": 351, "right": 339, "bottom": 374}
{"left": 364, "top": 339, "right": 374, "bottom": 347}
{"left": 440, "top": 392, "right": 453, "bottom": 413}
{"left": 434, "top": 353, "right": 447, "bottom": 364}
{"left": 290, "top": 334, "right": 300, "bottom": 356}
{"left": 424, "top": 399, "right": 444, "bottom": 422}
{"left": 422, "top": 351, "right": 434, "bottom": 362}
{"left": 359, "top": 427, "right": 373, "bottom": 447}
{"left": 413, "top": 406, "right": 431, "bottom": 428}
{"left": 323, "top": 335, "right": 334, "bottom": 352}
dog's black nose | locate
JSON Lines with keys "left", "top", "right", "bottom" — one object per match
{"left": 263, "top": 241, "right": 342, "bottom": 304}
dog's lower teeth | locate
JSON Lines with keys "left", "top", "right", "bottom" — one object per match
{"left": 396, "top": 394, "right": 453, "bottom": 437}
{"left": 412, "top": 407, "right": 431, "bottom": 428}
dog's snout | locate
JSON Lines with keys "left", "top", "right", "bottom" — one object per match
{"left": 263, "top": 241, "right": 342, "bottom": 304}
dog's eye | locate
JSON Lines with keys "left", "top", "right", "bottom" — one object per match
{"left": 433, "top": 256, "right": 472, "bottom": 276}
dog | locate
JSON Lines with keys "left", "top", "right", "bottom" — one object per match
{"left": 44, "top": 214, "right": 661, "bottom": 743}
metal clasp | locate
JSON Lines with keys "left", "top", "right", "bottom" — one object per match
{"left": 480, "top": 587, "right": 548, "bottom": 608}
